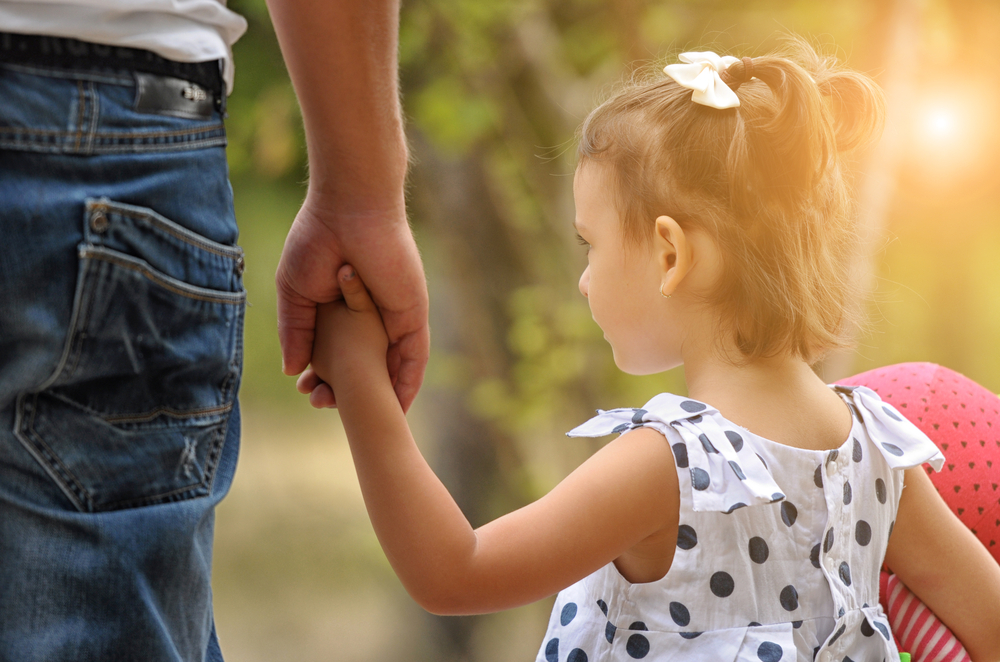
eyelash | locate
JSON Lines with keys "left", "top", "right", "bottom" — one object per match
{"left": 576, "top": 233, "right": 590, "bottom": 248}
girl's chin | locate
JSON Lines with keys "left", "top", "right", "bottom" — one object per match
{"left": 611, "top": 349, "right": 680, "bottom": 376}
{"left": 612, "top": 353, "right": 656, "bottom": 376}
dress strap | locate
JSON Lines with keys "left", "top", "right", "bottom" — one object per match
{"left": 835, "top": 385, "right": 946, "bottom": 471}
{"left": 567, "top": 393, "right": 786, "bottom": 513}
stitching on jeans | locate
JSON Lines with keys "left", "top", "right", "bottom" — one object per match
{"left": 62, "top": 259, "right": 98, "bottom": 380}
{"left": 205, "top": 317, "right": 244, "bottom": 496}
{"left": 33, "top": 253, "right": 91, "bottom": 393}
{"left": 25, "top": 403, "right": 92, "bottom": 511}
{"left": 93, "top": 127, "right": 226, "bottom": 139}
{"left": 101, "top": 479, "right": 208, "bottom": 511}
{"left": 0, "top": 125, "right": 224, "bottom": 139}
{"left": 84, "top": 139, "right": 228, "bottom": 154}
{"left": 201, "top": 412, "right": 228, "bottom": 497}
{"left": 80, "top": 247, "right": 246, "bottom": 304}
{"left": 0, "top": 137, "right": 228, "bottom": 156}
{"left": 74, "top": 80, "right": 85, "bottom": 152}
{"left": 41, "top": 389, "right": 231, "bottom": 428}
{"left": 0, "top": 62, "right": 134, "bottom": 85}
{"left": 91, "top": 200, "right": 243, "bottom": 259}
{"left": 17, "top": 390, "right": 235, "bottom": 511}
{"left": 104, "top": 401, "right": 233, "bottom": 424}
{"left": 14, "top": 395, "right": 91, "bottom": 512}
{"left": 18, "top": 394, "right": 213, "bottom": 513}
{"left": 84, "top": 138, "right": 227, "bottom": 153}
{"left": 205, "top": 353, "right": 243, "bottom": 496}
{"left": 84, "top": 81, "right": 99, "bottom": 154}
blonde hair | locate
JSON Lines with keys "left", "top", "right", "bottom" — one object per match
{"left": 578, "top": 39, "right": 885, "bottom": 364}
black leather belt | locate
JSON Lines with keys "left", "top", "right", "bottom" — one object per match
{"left": 0, "top": 32, "right": 224, "bottom": 117}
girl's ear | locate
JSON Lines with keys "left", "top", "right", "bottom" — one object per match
{"left": 654, "top": 215, "right": 692, "bottom": 297}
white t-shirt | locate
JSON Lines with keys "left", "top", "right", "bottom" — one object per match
{"left": 0, "top": 0, "right": 247, "bottom": 93}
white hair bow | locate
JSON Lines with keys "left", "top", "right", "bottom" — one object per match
{"left": 663, "top": 51, "right": 742, "bottom": 109}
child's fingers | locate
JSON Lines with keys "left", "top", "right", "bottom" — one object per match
{"left": 297, "top": 369, "right": 339, "bottom": 408}
{"left": 297, "top": 367, "right": 321, "bottom": 394}
{"left": 309, "top": 382, "right": 337, "bottom": 409}
{"left": 338, "top": 264, "right": 377, "bottom": 313}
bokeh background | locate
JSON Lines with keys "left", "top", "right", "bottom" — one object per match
{"left": 211, "top": 0, "right": 1000, "bottom": 659}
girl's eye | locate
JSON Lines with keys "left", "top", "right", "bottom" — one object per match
{"left": 576, "top": 233, "right": 590, "bottom": 248}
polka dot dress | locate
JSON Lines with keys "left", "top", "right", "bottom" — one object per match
{"left": 838, "top": 362, "right": 1000, "bottom": 561}
{"left": 535, "top": 386, "right": 944, "bottom": 662}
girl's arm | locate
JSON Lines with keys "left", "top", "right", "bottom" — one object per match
{"left": 884, "top": 466, "right": 1000, "bottom": 662}
{"left": 311, "top": 267, "right": 680, "bottom": 615}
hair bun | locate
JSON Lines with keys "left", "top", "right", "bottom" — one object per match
{"left": 785, "top": 39, "right": 886, "bottom": 153}
{"left": 815, "top": 68, "right": 886, "bottom": 153}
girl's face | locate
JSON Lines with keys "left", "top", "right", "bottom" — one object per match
{"left": 574, "top": 164, "right": 688, "bottom": 374}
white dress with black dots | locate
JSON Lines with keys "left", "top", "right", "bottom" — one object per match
{"left": 535, "top": 385, "right": 945, "bottom": 662}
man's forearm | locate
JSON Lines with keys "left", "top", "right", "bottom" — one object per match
{"left": 266, "top": 0, "right": 408, "bottom": 214}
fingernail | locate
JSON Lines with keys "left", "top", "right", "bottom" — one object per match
{"left": 343, "top": 268, "right": 355, "bottom": 281}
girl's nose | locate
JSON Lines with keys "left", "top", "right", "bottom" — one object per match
{"left": 578, "top": 266, "right": 590, "bottom": 298}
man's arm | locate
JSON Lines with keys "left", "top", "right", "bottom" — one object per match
{"left": 267, "top": 0, "right": 429, "bottom": 411}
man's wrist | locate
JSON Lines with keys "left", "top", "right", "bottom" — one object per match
{"left": 304, "top": 131, "right": 409, "bottom": 210}
{"left": 300, "top": 189, "right": 409, "bottom": 234}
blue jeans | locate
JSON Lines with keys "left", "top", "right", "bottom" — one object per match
{"left": 0, "top": 63, "right": 244, "bottom": 661}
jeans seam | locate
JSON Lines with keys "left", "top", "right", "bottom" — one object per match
{"left": 89, "top": 199, "right": 244, "bottom": 259}
{"left": 200, "top": 414, "right": 228, "bottom": 497}
{"left": 104, "top": 402, "right": 234, "bottom": 424}
{"left": 16, "top": 390, "right": 232, "bottom": 511}
{"left": 0, "top": 124, "right": 225, "bottom": 140}
{"left": 0, "top": 136, "right": 229, "bottom": 155}
{"left": 101, "top": 482, "right": 209, "bottom": 511}
{"left": 14, "top": 394, "right": 91, "bottom": 512}
{"left": 62, "top": 258, "right": 97, "bottom": 381}
{"left": 80, "top": 246, "right": 247, "bottom": 304}
{"left": 207, "top": 308, "right": 245, "bottom": 496}
{"left": 84, "top": 81, "right": 99, "bottom": 153}
{"left": 40, "top": 389, "right": 232, "bottom": 428}
{"left": 74, "top": 80, "right": 85, "bottom": 152}
{"left": 34, "top": 256, "right": 90, "bottom": 393}
{"left": 0, "top": 62, "right": 134, "bottom": 85}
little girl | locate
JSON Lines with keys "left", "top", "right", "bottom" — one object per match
{"left": 305, "top": 41, "right": 1000, "bottom": 662}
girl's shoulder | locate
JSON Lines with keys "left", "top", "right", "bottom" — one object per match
{"left": 568, "top": 386, "right": 945, "bottom": 515}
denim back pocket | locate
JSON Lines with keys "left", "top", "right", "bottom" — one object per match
{"left": 15, "top": 199, "right": 246, "bottom": 512}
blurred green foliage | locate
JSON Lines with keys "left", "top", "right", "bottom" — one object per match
{"left": 216, "top": 0, "right": 1000, "bottom": 659}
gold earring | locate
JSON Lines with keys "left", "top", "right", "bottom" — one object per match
{"left": 660, "top": 286, "right": 672, "bottom": 299}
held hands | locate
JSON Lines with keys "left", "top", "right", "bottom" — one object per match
{"left": 303, "top": 265, "right": 391, "bottom": 400}
{"left": 276, "top": 198, "right": 429, "bottom": 411}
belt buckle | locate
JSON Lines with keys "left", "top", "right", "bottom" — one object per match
{"left": 135, "top": 71, "right": 214, "bottom": 120}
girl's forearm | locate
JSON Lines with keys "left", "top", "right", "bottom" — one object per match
{"left": 335, "top": 370, "right": 479, "bottom": 613}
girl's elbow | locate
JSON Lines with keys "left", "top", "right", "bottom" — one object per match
{"left": 403, "top": 578, "right": 479, "bottom": 616}
{"left": 411, "top": 589, "right": 461, "bottom": 616}
{"left": 419, "top": 597, "right": 468, "bottom": 616}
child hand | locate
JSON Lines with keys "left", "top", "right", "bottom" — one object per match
{"left": 306, "top": 265, "right": 391, "bottom": 404}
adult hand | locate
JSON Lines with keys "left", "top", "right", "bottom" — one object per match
{"left": 266, "top": 0, "right": 424, "bottom": 408}
{"left": 276, "top": 193, "right": 428, "bottom": 412}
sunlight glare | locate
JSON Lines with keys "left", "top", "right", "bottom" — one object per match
{"left": 905, "top": 86, "right": 992, "bottom": 184}
{"left": 926, "top": 109, "right": 956, "bottom": 138}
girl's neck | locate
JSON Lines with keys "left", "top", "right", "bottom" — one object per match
{"left": 683, "top": 348, "right": 851, "bottom": 450}
{"left": 685, "top": 350, "right": 819, "bottom": 401}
